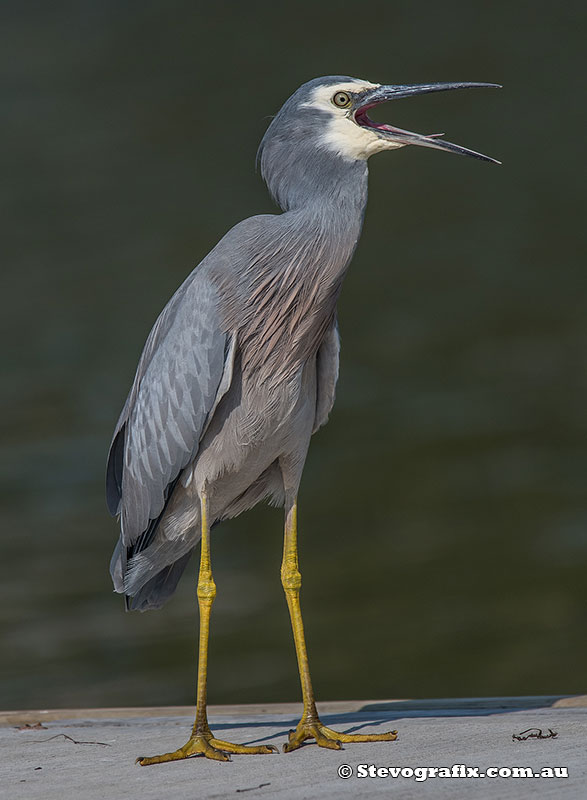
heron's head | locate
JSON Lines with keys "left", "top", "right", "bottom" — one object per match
{"left": 258, "top": 76, "right": 500, "bottom": 211}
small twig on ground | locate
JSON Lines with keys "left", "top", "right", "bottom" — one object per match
{"left": 26, "top": 733, "right": 111, "bottom": 747}
{"left": 236, "top": 784, "right": 270, "bottom": 793}
{"left": 512, "top": 728, "right": 558, "bottom": 741}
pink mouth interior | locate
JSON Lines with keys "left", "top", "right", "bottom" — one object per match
{"left": 355, "top": 107, "right": 443, "bottom": 139}
{"left": 355, "top": 107, "right": 396, "bottom": 132}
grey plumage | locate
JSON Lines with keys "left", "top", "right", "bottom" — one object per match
{"left": 108, "top": 75, "right": 499, "bottom": 611}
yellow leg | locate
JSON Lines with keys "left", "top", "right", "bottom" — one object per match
{"left": 137, "top": 491, "right": 277, "bottom": 765}
{"left": 281, "top": 498, "right": 398, "bottom": 753}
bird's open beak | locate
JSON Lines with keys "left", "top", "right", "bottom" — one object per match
{"left": 354, "top": 82, "right": 501, "bottom": 164}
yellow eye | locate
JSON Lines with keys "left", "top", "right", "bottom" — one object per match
{"left": 332, "top": 91, "right": 352, "bottom": 108}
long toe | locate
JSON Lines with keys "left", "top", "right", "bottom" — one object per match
{"left": 209, "top": 738, "right": 278, "bottom": 755}
{"left": 137, "top": 743, "right": 230, "bottom": 765}
{"left": 137, "top": 741, "right": 231, "bottom": 765}
{"left": 137, "top": 729, "right": 276, "bottom": 765}
{"left": 320, "top": 725, "right": 398, "bottom": 744}
{"left": 283, "top": 719, "right": 397, "bottom": 753}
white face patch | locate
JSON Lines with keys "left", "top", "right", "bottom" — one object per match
{"left": 302, "top": 80, "right": 406, "bottom": 161}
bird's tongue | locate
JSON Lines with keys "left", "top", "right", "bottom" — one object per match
{"left": 356, "top": 108, "right": 500, "bottom": 164}
{"left": 360, "top": 113, "right": 445, "bottom": 140}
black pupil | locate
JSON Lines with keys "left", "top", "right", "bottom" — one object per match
{"left": 337, "top": 93, "right": 348, "bottom": 105}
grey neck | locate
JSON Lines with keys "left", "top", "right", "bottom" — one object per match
{"left": 240, "top": 156, "right": 369, "bottom": 384}
{"left": 273, "top": 149, "right": 370, "bottom": 298}
{"left": 215, "top": 151, "right": 370, "bottom": 386}
{"left": 266, "top": 147, "right": 369, "bottom": 220}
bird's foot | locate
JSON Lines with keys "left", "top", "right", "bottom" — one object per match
{"left": 283, "top": 716, "right": 398, "bottom": 753}
{"left": 137, "top": 726, "right": 278, "bottom": 765}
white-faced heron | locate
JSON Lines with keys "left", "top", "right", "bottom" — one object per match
{"left": 107, "top": 75, "right": 500, "bottom": 764}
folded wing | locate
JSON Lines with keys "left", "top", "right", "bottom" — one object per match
{"left": 106, "top": 270, "right": 234, "bottom": 591}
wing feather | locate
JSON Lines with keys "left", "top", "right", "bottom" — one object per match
{"left": 106, "top": 270, "right": 232, "bottom": 549}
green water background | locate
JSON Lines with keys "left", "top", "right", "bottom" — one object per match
{"left": 2, "top": 0, "right": 586, "bottom": 709}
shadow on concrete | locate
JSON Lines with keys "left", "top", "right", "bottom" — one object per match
{"left": 209, "top": 696, "right": 578, "bottom": 747}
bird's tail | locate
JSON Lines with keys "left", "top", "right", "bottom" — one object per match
{"left": 110, "top": 536, "right": 195, "bottom": 612}
{"left": 124, "top": 550, "right": 194, "bottom": 611}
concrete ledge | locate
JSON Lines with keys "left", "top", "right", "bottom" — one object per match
{"left": 4, "top": 697, "right": 586, "bottom": 799}
{"left": 2, "top": 694, "right": 586, "bottom": 726}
